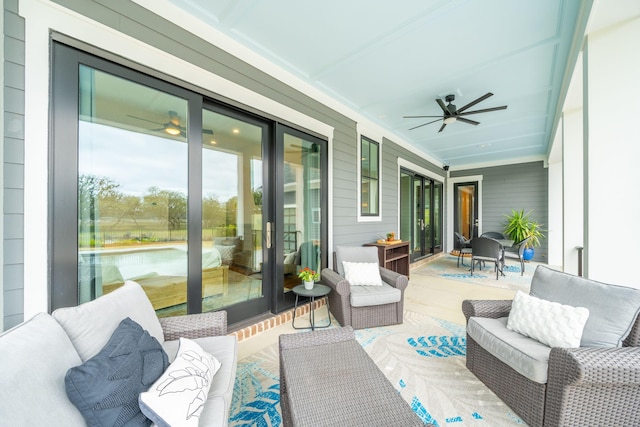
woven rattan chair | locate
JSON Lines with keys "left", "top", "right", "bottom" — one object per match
{"left": 320, "top": 246, "right": 407, "bottom": 329}
{"left": 462, "top": 272, "right": 640, "bottom": 426}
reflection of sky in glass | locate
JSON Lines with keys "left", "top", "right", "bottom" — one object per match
{"left": 79, "top": 122, "right": 253, "bottom": 201}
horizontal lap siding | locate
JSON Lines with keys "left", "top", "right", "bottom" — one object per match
{"left": 3, "top": 2, "right": 26, "bottom": 330}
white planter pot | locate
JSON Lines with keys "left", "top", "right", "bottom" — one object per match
{"left": 304, "top": 280, "right": 314, "bottom": 290}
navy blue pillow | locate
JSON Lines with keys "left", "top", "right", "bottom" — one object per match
{"left": 65, "top": 317, "right": 169, "bottom": 427}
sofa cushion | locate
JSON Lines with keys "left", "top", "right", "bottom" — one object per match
{"left": 507, "top": 291, "right": 589, "bottom": 348}
{"left": 0, "top": 313, "right": 86, "bottom": 426}
{"left": 53, "top": 281, "right": 165, "bottom": 361}
{"left": 140, "top": 338, "right": 221, "bottom": 426}
{"left": 162, "top": 335, "right": 238, "bottom": 425}
{"left": 65, "top": 317, "right": 169, "bottom": 427}
{"left": 530, "top": 266, "right": 640, "bottom": 347}
{"left": 349, "top": 282, "right": 401, "bottom": 307}
{"left": 468, "top": 316, "right": 551, "bottom": 384}
{"left": 343, "top": 261, "right": 383, "bottom": 286}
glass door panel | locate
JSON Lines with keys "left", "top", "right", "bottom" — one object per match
{"left": 455, "top": 183, "right": 478, "bottom": 240}
{"left": 77, "top": 65, "right": 189, "bottom": 314}
{"left": 281, "top": 131, "right": 322, "bottom": 294}
{"left": 434, "top": 182, "right": 443, "bottom": 251}
{"left": 424, "top": 183, "right": 432, "bottom": 254}
{"left": 201, "top": 109, "right": 266, "bottom": 314}
{"left": 413, "top": 179, "right": 423, "bottom": 258}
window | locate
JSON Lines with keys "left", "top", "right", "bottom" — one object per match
{"left": 360, "top": 136, "right": 379, "bottom": 216}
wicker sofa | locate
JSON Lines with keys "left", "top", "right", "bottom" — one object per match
{"left": 463, "top": 266, "right": 640, "bottom": 426}
{"left": 0, "top": 281, "right": 237, "bottom": 427}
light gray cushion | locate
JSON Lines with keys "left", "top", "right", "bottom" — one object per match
{"left": 53, "top": 281, "right": 165, "bottom": 361}
{"left": 530, "top": 266, "right": 640, "bottom": 347}
{"left": 65, "top": 318, "right": 169, "bottom": 427}
{"left": 335, "top": 246, "right": 379, "bottom": 276}
{"left": 0, "top": 313, "right": 86, "bottom": 426}
{"left": 349, "top": 282, "right": 401, "bottom": 307}
{"left": 162, "top": 335, "right": 238, "bottom": 426}
{"left": 468, "top": 316, "right": 551, "bottom": 384}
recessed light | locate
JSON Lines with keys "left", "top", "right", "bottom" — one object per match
{"left": 232, "top": 128, "right": 240, "bottom": 134}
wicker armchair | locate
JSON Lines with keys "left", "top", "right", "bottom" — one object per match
{"left": 463, "top": 297, "right": 640, "bottom": 426}
{"left": 321, "top": 246, "right": 407, "bottom": 329}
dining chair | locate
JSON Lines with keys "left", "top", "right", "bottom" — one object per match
{"left": 454, "top": 232, "right": 472, "bottom": 267}
{"left": 480, "top": 231, "right": 505, "bottom": 239}
{"left": 470, "top": 237, "right": 504, "bottom": 280}
{"left": 502, "top": 236, "right": 531, "bottom": 276}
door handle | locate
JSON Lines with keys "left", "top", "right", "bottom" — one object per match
{"left": 266, "top": 222, "right": 272, "bottom": 249}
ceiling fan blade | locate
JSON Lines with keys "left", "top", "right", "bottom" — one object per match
{"left": 127, "top": 114, "right": 162, "bottom": 125}
{"left": 409, "top": 118, "right": 442, "bottom": 131}
{"left": 436, "top": 98, "right": 450, "bottom": 115}
{"left": 457, "top": 117, "right": 480, "bottom": 126}
{"left": 458, "top": 105, "right": 508, "bottom": 116}
{"left": 438, "top": 123, "right": 447, "bottom": 133}
{"left": 403, "top": 115, "right": 445, "bottom": 118}
{"left": 457, "top": 92, "right": 493, "bottom": 114}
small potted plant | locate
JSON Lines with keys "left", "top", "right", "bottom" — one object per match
{"left": 386, "top": 232, "right": 395, "bottom": 242}
{"left": 298, "top": 267, "right": 320, "bottom": 290}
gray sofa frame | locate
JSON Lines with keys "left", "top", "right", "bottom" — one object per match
{"left": 463, "top": 299, "right": 640, "bottom": 426}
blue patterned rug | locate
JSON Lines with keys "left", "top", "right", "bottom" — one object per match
{"left": 413, "top": 254, "right": 537, "bottom": 292}
{"left": 228, "top": 311, "right": 526, "bottom": 426}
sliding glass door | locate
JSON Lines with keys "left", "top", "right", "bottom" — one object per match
{"left": 51, "top": 42, "right": 325, "bottom": 324}
{"left": 400, "top": 169, "right": 443, "bottom": 262}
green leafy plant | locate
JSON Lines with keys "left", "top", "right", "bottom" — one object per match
{"left": 298, "top": 267, "right": 319, "bottom": 282}
{"left": 503, "top": 209, "right": 545, "bottom": 248}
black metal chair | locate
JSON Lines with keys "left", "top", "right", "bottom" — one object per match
{"left": 471, "top": 237, "right": 504, "bottom": 280}
{"left": 480, "top": 231, "right": 505, "bottom": 239}
{"left": 502, "top": 236, "right": 531, "bottom": 276}
{"left": 454, "top": 232, "right": 472, "bottom": 267}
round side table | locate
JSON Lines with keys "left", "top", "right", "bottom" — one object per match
{"left": 291, "top": 284, "right": 332, "bottom": 331}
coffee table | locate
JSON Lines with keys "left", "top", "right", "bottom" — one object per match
{"left": 291, "top": 284, "right": 331, "bottom": 331}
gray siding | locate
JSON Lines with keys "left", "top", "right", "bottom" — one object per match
{"left": 3, "top": 0, "right": 25, "bottom": 330}
{"left": 451, "top": 161, "right": 549, "bottom": 262}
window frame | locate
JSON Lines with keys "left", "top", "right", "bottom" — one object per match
{"left": 358, "top": 134, "right": 382, "bottom": 221}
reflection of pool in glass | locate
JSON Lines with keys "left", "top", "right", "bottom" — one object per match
{"left": 79, "top": 245, "right": 262, "bottom": 315}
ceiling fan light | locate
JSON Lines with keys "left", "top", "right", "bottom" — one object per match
{"left": 443, "top": 116, "right": 457, "bottom": 125}
{"left": 164, "top": 123, "right": 181, "bottom": 135}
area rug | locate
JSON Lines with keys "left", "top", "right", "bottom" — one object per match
{"left": 412, "top": 254, "right": 538, "bottom": 292}
{"left": 228, "top": 311, "right": 526, "bottom": 426}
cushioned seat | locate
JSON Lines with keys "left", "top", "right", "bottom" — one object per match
{"left": 467, "top": 317, "right": 551, "bottom": 383}
{"left": 349, "top": 283, "right": 401, "bottom": 307}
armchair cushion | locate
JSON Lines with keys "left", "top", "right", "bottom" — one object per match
{"left": 507, "top": 291, "right": 589, "bottom": 348}
{"left": 530, "top": 266, "right": 640, "bottom": 347}
{"left": 342, "top": 261, "right": 383, "bottom": 286}
{"left": 468, "top": 316, "right": 551, "bottom": 383}
{"left": 53, "top": 281, "right": 165, "bottom": 361}
{"left": 350, "top": 283, "right": 401, "bottom": 307}
{"left": 335, "top": 246, "right": 379, "bottom": 276}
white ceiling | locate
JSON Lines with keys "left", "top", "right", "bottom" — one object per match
{"left": 167, "top": 0, "right": 592, "bottom": 168}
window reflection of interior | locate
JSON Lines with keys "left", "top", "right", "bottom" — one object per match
{"left": 282, "top": 134, "right": 322, "bottom": 292}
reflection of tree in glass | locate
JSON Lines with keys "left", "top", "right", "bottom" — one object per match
{"left": 202, "top": 195, "right": 237, "bottom": 239}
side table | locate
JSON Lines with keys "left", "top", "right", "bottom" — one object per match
{"left": 291, "top": 284, "right": 332, "bottom": 331}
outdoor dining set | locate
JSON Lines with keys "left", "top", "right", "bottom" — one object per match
{"left": 454, "top": 232, "right": 531, "bottom": 279}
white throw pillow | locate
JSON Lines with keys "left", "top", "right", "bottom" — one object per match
{"left": 507, "top": 291, "right": 589, "bottom": 348}
{"left": 342, "top": 261, "right": 383, "bottom": 286}
{"left": 139, "top": 338, "right": 221, "bottom": 426}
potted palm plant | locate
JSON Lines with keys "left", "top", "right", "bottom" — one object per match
{"left": 503, "top": 209, "right": 545, "bottom": 260}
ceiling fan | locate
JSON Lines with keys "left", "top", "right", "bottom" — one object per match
{"left": 127, "top": 110, "right": 214, "bottom": 137}
{"left": 404, "top": 92, "right": 507, "bottom": 132}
